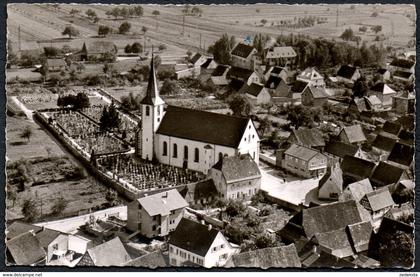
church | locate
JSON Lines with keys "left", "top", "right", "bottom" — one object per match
{"left": 135, "top": 55, "right": 260, "bottom": 174}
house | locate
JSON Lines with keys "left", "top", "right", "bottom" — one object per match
{"left": 289, "top": 80, "right": 309, "bottom": 102}
{"left": 76, "top": 41, "right": 117, "bottom": 61}
{"left": 338, "top": 125, "right": 366, "bottom": 145}
{"left": 364, "top": 95, "right": 383, "bottom": 112}
{"left": 317, "top": 163, "right": 343, "bottom": 201}
{"left": 340, "top": 156, "right": 376, "bottom": 185}
{"left": 230, "top": 43, "right": 258, "bottom": 70}
{"left": 201, "top": 58, "right": 218, "bottom": 70}
{"left": 227, "top": 66, "right": 260, "bottom": 86}
{"left": 297, "top": 67, "right": 325, "bottom": 87}
{"left": 393, "top": 91, "right": 415, "bottom": 115}
{"left": 388, "top": 58, "right": 415, "bottom": 74}
{"left": 348, "top": 97, "right": 370, "bottom": 115}
{"left": 376, "top": 68, "right": 391, "bottom": 82}
{"left": 371, "top": 134, "right": 396, "bottom": 159}
{"left": 367, "top": 82, "right": 396, "bottom": 108}
{"left": 282, "top": 144, "right": 327, "bottom": 178}
{"left": 6, "top": 231, "right": 46, "bottom": 265}
{"left": 124, "top": 251, "right": 168, "bottom": 268}
{"left": 35, "top": 228, "right": 69, "bottom": 263}
{"left": 239, "top": 82, "right": 271, "bottom": 105}
{"left": 208, "top": 154, "right": 261, "bottom": 200}
{"left": 387, "top": 142, "right": 414, "bottom": 170}
{"left": 264, "top": 66, "right": 289, "bottom": 83}
{"left": 182, "top": 179, "right": 219, "bottom": 206}
{"left": 391, "top": 180, "right": 415, "bottom": 205}
{"left": 301, "top": 85, "right": 328, "bottom": 107}
{"left": 265, "top": 46, "right": 297, "bottom": 67}
{"left": 210, "top": 65, "right": 230, "bottom": 86}
{"left": 168, "top": 218, "right": 239, "bottom": 268}
{"left": 190, "top": 53, "right": 209, "bottom": 67}
{"left": 126, "top": 189, "right": 188, "bottom": 237}
{"left": 359, "top": 188, "right": 395, "bottom": 222}
{"left": 339, "top": 179, "right": 373, "bottom": 202}
{"left": 287, "top": 127, "right": 325, "bottom": 151}
{"left": 264, "top": 75, "right": 290, "bottom": 98}
{"left": 370, "top": 161, "right": 406, "bottom": 188}
{"left": 136, "top": 56, "right": 260, "bottom": 174}
{"left": 380, "top": 121, "right": 402, "bottom": 138}
{"left": 336, "top": 65, "right": 361, "bottom": 84}
{"left": 44, "top": 58, "right": 66, "bottom": 72}
{"left": 226, "top": 245, "right": 301, "bottom": 268}
{"left": 398, "top": 129, "right": 414, "bottom": 146}
{"left": 392, "top": 70, "right": 414, "bottom": 84}
{"left": 395, "top": 114, "right": 415, "bottom": 132}
{"left": 352, "top": 255, "right": 380, "bottom": 268}
{"left": 323, "top": 141, "right": 363, "bottom": 164}
{"left": 6, "top": 222, "right": 43, "bottom": 240}
{"left": 77, "top": 237, "right": 131, "bottom": 266}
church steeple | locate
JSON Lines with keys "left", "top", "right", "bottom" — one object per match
{"left": 140, "top": 53, "right": 164, "bottom": 105}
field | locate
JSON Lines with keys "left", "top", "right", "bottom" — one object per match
{"left": 7, "top": 3, "right": 415, "bottom": 58}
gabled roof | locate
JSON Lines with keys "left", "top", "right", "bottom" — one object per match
{"left": 302, "top": 200, "right": 363, "bottom": 238}
{"left": 398, "top": 129, "right": 414, "bottom": 146}
{"left": 6, "top": 232, "right": 46, "bottom": 265}
{"left": 390, "top": 58, "right": 414, "bottom": 69}
{"left": 231, "top": 43, "right": 256, "bottom": 58}
{"left": 266, "top": 46, "right": 297, "bottom": 59}
{"left": 365, "top": 95, "right": 382, "bottom": 107}
{"left": 396, "top": 114, "right": 415, "bottom": 131}
{"left": 337, "top": 65, "right": 358, "bottom": 79}
{"left": 227, "top": 66, "right": 255, "bottom": 80}
{"left": 346, "top": 221, "right": 373, "bottom": 253}
{"left": 201, "top": 58, "right": 215, "bottom": 69}
{"left": 124, "top": 251, "right": 168, "bottom": 268}
{"left": 304, "top": 86, "right": 328, "bottom": 99}
{"left": 82, "top": 41, "right": 117, "bottom": 55}
{"left": 290, "top": 80, "right": 309, "bottom": 93}
{"left": 298, "top": 67, "right": 324, "bottom": 81}
{"left": 87, "top": 237, "right": 131, "bottom": 266}
{"left": 370, "top": 83, "right": 396, "bottom": 95}
{"left": 318, "top": 164, "right": 343, "bottom": 191}
{"left": 351, "top": 97, "right": 369, "bottom": 113}
{"left": 212, "top": 154, "right": 261, "bottom": 183}
{"left": 6, "top": 222, "right": 43, "bottom": 240}
{"left": 303, "top": 248, "right": 355, "bottom": 268}
{"left": 157, "top": 106, "right": 251, "bottom": 148}
{"left": 314, "top": 228, "right": 352, "bottom": 256}
{"left": 341, "top": 156, "right": 375, "bottom": 179}
{"left": 35, "top": 228, "right": 62, "bottom": 249}
{"left": 372, "top": 135, "right": 396, "bottom": 152}
{"left": 360, "top": 188, "right": 395, "bottom": 212}
{"left": 265, "top": 75, "right": 286, "bottom": 89}
{"left": 138, "top": 189, "right": 188, "bottom": 217}
{"left": 377, "top": 68, "right": 389, "bottom": 75}
{"left": 387, "top": 142, "right": 414, "bottom": 167}
{"left": 229, "top": 245, "right": 301, "bottom": 268}
{"left": 190, "top": 53, "right": 203, "bottom": 64}
{"left": 393, "top": 70, "right": 413, "bottom": 79}
{"left": 339, "top": 125, "right": 366, "bottom": 144}
{"left": 370, "top": 161, "right": 404, "bottom": 187}
{"left": 353, "top": 254, "right": 380, "bottom": 268}
{"left": 244, "top": 83, "right": 265, "bottom": 97}
{"left": 340, "top": 179, "right": 373, "bottom": 202}
{"left": 382, "top": 121, "right": 402, "bottom": 136}
{"left": 169, "top": 218, "right": 220, "bottom": 256}
{"left": 271, "top": 66, "right": 288, "bottom": 75}
{"left": 284, "top": 144, "right": 323, "bottom": 162}
{"left": 290, "top": 128, "right": 325, "bottom": 148}
{"left": 324, "top": 141, "right": 359, "bottom": 159}
{"left": 140, "top": 55, "right": 165, "bottom": 105}
{"left": 211, "top": 65, "right": 230, "bottom": 77}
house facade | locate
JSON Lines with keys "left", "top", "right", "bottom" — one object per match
{"left": 241, "top": 83, "right": 271, "bottom": 105}
{"left": 282, "top": 144, "right": 327, "bottom": 178}
{"left": 318, "top": 163, "right": 343, "bottom": 201}
{"left": 301, "top": 85, "right": 328, "bottom": 107}
{"left": 367, "top": 82, "right": 396, "bottom": 109}
{"left": 265, "top": 46, "right": 297, "bottom": 67}
{"left": 230, "top": 43, "right": 258, "bottom": 70}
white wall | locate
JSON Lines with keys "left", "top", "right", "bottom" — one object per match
{"left": 141, "top": 104, "right": 165, "bottom": 161}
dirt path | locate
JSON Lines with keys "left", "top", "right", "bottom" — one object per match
{"left": 10, "top": 96, "right": 34, "bottom": 121}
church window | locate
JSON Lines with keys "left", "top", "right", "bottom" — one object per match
{"left": 194, "top": 148, "right": 199, "bottom": 162}
{"left": 157, "top": 106, "right": 161, "bottom": 116}
{"left": 163, "top": 142, "right": 168, "bottom": 156}
{"left": 146, "top": 106, "right": 150, "bottom": 116}
{"left": 173, "top": 144, "right": 178, "bottom": 158}
{"left": 218, "top": 152, "right": 223, "bottom": 161}
{"left": 184, "top": 146, "right": 189, "bottom": 160}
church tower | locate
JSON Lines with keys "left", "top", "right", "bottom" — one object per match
{"left": 139, "top": 54, "right": 165, "bottom": 161}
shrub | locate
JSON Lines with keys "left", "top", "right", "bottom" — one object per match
{"left": 22, "top": 199, "right": 38, "bottom": 222}
{"left": 51, "top": 197, "right": 67, "bottom": 215}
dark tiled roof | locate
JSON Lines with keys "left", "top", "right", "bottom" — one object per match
{"left": 190, "top": 53, "right": 202, "bottom": 64}
{"left": 393, "top": 71, "right": 413, "bottom": 79}
{"left": 212, "top": 154, "right": 260, "bottom": 182}
{"left": 302, "top": 200, "right": 363, "bottom": 238}
{"left": 360, "top": 188, "right": 395, "bottom": 212}
{"left": 387, "top": 142, "right": 414, "bottom": 167}
{"left": 229, "top": 245, "right": 301, "bottom": 268}
{"left": 211, "top": 65, "right": 230, "bottom": 77}
{"left": 290, "top": 128, "right": 325, "bottom": 148}
{"left": 35, "top": 228, "right": 62, "bottom": 249}
{"left": 314, "top": 228, "right": 352, "bottom": 256}
{"left": 341, "top": 156, "right": 376, "bottom": 179}
{"left": 157, "top": 106, "right": 250, "bottom": 148}
{"left": 6, "top": 222, "right": 43, "bottom": 240}
{"left": 245, "top": 83, "right": 265, "bottom": 97}
{"left": 340, "top": 125, "right": 366, "bottom": 144}
{"left": 398, "top": 130, "right": 414, "bottom": 146}
{"left": 231, "top": 43, "right": 256, "bottom": 58}
{"left": 271, "top": 66, "right": 287, "bottom": 75}
{"left": 377, "top": 68, "right": 388, "bottom": 75}
{"left": 324, "top": 141, "right": 359, "bottom": 159}
{"left": 337, "top": 65, "right": 357, "bottom": 79}
{"left": 382, "top": 121, "right": 402, "bottom": 136}
{"left": 227, "top": 66, "right": 255, "bottom": 80}
{"left": 169, "top": 218, "right": 219, "bottom": 256}
{"left": 185, "top": 179, "right": 219, "bottom": 202}
{"left": 304, "top": 249, "right": 355, "bottom": 268}
{"left": 339, "top": 179, "right": 373, "bottom": 202}
{"left": 396, "top": 115, "right": 415, "bottom": 131}
{"left": 265, "top": 75, "right": 285, "bottom": 89}
{"left": 124, "top": 251, "right": 168, "bottom": 268}
{"left": 201, "top": 58, "right": 214, "bottom": 69}
{"left": 140, "top": 55, "right": 164, "bottom": 105}
{"left": 6, "top": 232, "right": 46, "bottom": 265}
{"left": 370, "top": 161, "right": 404, "bottom": 187}
{"left": 390, "top": 58, "right": 415, "bottom": 69}
{"left": 372, "top": 135, "right": 396, "bottom": 152}
{"left": 347, "top": 221, "right": 373, "bottom": 253}
{"left": 305, "top": 86, "right": 328, "bottom": 99}
{"left": 290, "top": 80, "right": 308, "bottom": 93}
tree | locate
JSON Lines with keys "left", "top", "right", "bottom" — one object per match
{"left": 85, "top": 9, "right": 97, "bottom": 22}
{"left": 43, "top": 46, "right": 59, "bottom": 57}
{"left": 22, "top": 199, "right": 38, "bottom": 222}
{"left": 255, "top": 233, "right": 278, "bottom": 249}
{"left": 191, "top": 6, "right": 203, "bottom": 16}
{"left": 258, "top": 117, "right": 271, "bottom": 137}
{"left": 39, "top": 63, "right": 48, "bottom": 83}
{"left": 131, "top": 42, "right": 143, "bottom": 53}
{"left": 62, "top": 26, "right": 80, "bottom": 39}
{"left": 100, "top": 103, "right": 120, "bottom": 131}
{"left": 75, "top": 92, "right": 90, "bottom": 109}
{"left": 352, "top": 77, "right": 368, "bottom": 98}
{"left": 51, "top": 197, "right": 67, "bottom": 215}
{"left": 160, "top": 79, "right": 180, "bottom": 95}
{"left": 340, "top": 28, "right": 354, "bottom": 41}
{"left": 260, "top": 19, "right": 268, "bottom": 25}
{"left": 182, "top": 4, "right": 191, "bottom": 15}
{"left": 106, "top": 189, "right": 119, "bottom": 205}
{"left": 132, "top": 6, "right": 143, "bottom": 17}
{"left": 153, "top": 55, "right": 162, "bottom": 69}
{"left": 286, "top": 105, "right": 315, "bottom": 129}
{"left": 142, "top": 26, "right": 148, "bottom": 34}
{"left": 372, "top": 25, "right": 382, "bottom": 34}
{"left": 152, "top": 10, "right": 160, "bottom": 16}
{"left": 229, "top": 95, "right": 253, "bottom": 117}
{"left": 20, "top": 126, "right": 33, "bottom": 142}
{"left": 208, "top": 33, "right": 235, "bottom": 65}
{"left": 98, "top": 25, "right": 111, "bottom": 37}
{"left": 6, "top": 184, "right": 17, "bottom": 207}
{"left": 118, "top": 21, "right": 131, "bottom": 34}
{"left": 225, "top": 200, "right": 246, "bottom": 218}
{"left": 69, "top": 9, "right": 80, "bottom": 17}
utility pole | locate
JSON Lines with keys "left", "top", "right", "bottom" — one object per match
{"left": 18, "top": 25, "right": 21, "bottom": 52}
{"left": 182, "top": 14, "right": 185, "bottom": 36}
{"left": 199, "top": 33, "right": 202, "bottom": 52}
{"left": 336, "top": 7, "right": 339, "bottom": 28}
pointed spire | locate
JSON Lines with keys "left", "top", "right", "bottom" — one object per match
{"left": 140, "top": 48, "right": 164, "bottom": 106}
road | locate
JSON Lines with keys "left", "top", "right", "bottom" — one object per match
{"left": 34, "top": 205, "right": 127, "bottom": 234}
{"left": 10, "top": 96, "right": 34, "bottom": 121}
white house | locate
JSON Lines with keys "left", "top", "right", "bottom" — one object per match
{"left": 168, "top": 218, "right": 239, "bottom": 268}
{"left": 367, "top": 82, "right": 396, "bottom": 109}
{"left": 239, "top": 82, "right": 271, "bottom": 105}
{"left": 336, "top": 65, "right": 361, "bottom": 84}
{"left": 136, "top": 56, "right": 260, "bottom": 174}
{"left": 210, "top": 65, "right": 231, "bottom": 86}
{"left": 297, "top": 67, "right": 325, "bottom": 87}
{"left": 230, "top": 43, "right": 258, "bottom": 70}
{"left": 265, "top": 46, "right": 297, "bottom": 67}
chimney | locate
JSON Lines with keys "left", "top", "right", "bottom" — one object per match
{"left": 208, "top": 224, "right": 212, "bottom": 231}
